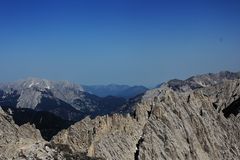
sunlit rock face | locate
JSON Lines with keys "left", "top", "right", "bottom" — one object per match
{"left": 1, "top": 71, "right": 240, "bottom": 160}
{"left": 0, "top": 107, "right": 54, "bottom": 159}
{"left": 0, "top": 107, "right": 103, "bottom": 160}
{"left": 136, "top": 80, "right": 240, "bottom": 160}
{"left": 53, "top": 78, "right": 240, "bottom": 160}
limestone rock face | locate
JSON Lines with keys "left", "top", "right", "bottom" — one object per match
{"left": 53, "top": 79, "right": 240, "bottom": 160}
{"left": 53, "top": 114, "right": 143, "bottom": 160}
{"left": 0, "top": 107, "right": 54, "bottom": 159}
{"left": 1, "top": 72, "right": 239, "bottom": 160}
{"left": 0, "top": 107, "right": 101, "bottom": 160}
{"left": 137, "top": 80, "right": 240, "bottom": 160}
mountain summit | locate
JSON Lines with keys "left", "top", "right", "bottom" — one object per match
{"left": 0, "top": 78, "right": 126, "bottom": 121}
{"left": 159, "top": 71, "right": 240, "bottom": 91}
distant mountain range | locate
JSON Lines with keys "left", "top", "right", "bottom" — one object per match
{"left": 1, "top": 71, "right": 239, "bottom": 122}
{"left": 0, "top": 78, "right": 147, "bottom": 141}
{"left": 52, "top": 71, "right": 240, "bottom": 160}
{"left": 0, "top": 78, "right": 126, "bottom": 121}
{"left": 1, "top": 71, "right": 240, "bottom": 159}
{"left": 82, "top": 84, "right": 148, "bottom": 99}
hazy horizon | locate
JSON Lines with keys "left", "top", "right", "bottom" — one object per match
{"left": 1, "top": 0, "right": 240, "bottom": 86}
{"left": 0, "top": 70, "right": 239, "bottom": 89}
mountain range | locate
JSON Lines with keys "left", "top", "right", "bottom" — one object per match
{"left": 82, "top": 84, "right": 148, "bottom": 99}
{"left": 52, "top": 71, "right": 240, "bottom": 160}
{"left": 0, "top": 71, "right": 240, "bottom": 159}
{"left": 0, "top": 78, "right": 126, "bottom": 121}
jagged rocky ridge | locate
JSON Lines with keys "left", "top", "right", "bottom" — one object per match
{"left": 0, "top": 78, "right": 126, "bottom": 121}
{"left": 52, "top": 71, "right": 240, "bottom": 160}
{"left": 1, "top": 71, "right": 240, "bottom": 160}
{"left": 1, "top": 106, "right": 73, "bottom": 141}
{"left": 0, "top": 107, "right": 104, "bottom": 160}
{"left": 0, "top": 106, "right": 55, "bottom": 159}
{"left": 160, "top": 71, "right": 240, "bottom": 92}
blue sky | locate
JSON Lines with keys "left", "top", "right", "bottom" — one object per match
{"left": 0, "top": 0, "right": 240, "bottom": 86}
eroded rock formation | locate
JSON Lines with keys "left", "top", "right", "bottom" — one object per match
{"left": 1, "top": 72, "right": 240, "bottom": 160}
{"left": 0, "top": 107, "right": 102, "bottom": 160}
{"left": 53, "top": 79, "right": 240, "bottom": 160}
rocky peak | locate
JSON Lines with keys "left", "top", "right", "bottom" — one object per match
{"left": 0, "top": 78, "right": 126, "bottom": 122}
{"left": 52, "top": 78, "right": 240, "bottom": 160}
{"left": 0, "top": 106, "right": 104, "bottom": 159}
{"left": 0, "top": 106, "right": 46, "bottom": 159}
{"left": 14, "top": 77, "right": 84, "bottom": 92}
{"left": 20, "top": 77, "right": 52, "bottom": 90}
{"left": 160, "top": 71, "right": 240, "bottom": 92}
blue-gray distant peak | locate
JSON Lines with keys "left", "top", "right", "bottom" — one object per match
{"left": 82, "top": 84, "right": 148, "bottom": 99}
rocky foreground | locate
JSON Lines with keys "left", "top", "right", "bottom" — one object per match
{"left": 52, "top": 79, "right": 240, "bottom": 160}
{"left": 1, "top": 71, "right": 240, "bottom": 160}
{"left": 0, "top": 107, "right": 103, "bottom": 159}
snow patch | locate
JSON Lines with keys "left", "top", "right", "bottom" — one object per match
{"left": 196, "top": 81, "right": 207, "bottom": 87}
{"left": 28, "top": 82, "right": 34, "bottom": 88}
{"left": 45, "top": 85, "right": 50, "bottom": 89}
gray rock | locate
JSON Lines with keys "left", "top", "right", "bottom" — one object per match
{"left": 1, "top": 71, "right": 240, "bottom": 160}
{"left": 0, "top": 106, "right": 55, "bottom": 159}
{"left": 53, "top": 78, "right": 240, "bottom": 160}
{"left": 0, "top": 78, "right": 126, "bottom": 121}
{"left": 0, "top": 107, "right": 102, "bottom": 160}
{"left": 159, "top": 71, "right": 240, "bottom": 92}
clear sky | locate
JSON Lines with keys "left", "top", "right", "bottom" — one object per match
{"left": 0, "top": 0, "right": 240, "bottom": 87}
